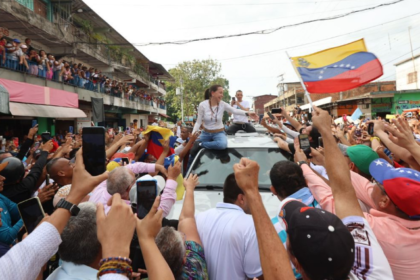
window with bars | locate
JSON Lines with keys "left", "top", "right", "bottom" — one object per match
{"left": 408, "top": 71, "right": 418, "bottom": 84}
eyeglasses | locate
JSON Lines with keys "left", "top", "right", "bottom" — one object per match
{"left": 372, "top": 179, "right": 387, "bottom": 195}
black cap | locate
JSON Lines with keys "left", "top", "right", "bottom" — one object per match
{"left": 280, "top": 200, "right": 355, "bottom": 280}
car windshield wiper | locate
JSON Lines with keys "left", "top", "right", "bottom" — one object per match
{"left": 195, "top": 185, "right": 224, "bottom": 190}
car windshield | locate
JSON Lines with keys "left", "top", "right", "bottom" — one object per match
{"left": 188, "top": 148, "right": 290, "bottom": 189}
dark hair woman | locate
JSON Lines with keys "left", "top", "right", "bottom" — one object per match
{"left": 192, "top": 85, "right": 257, "bottom": 151}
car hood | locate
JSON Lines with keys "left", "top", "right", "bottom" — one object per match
{"left": 165, "top": 189, "right": 281, "bottom": 220}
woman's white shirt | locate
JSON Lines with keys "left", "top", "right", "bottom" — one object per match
{"left": 193, "top": 100, "right": 247, "bottom": 133}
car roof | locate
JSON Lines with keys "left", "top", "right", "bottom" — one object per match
{"left": 227, "top": 133, "right": 279, "bottom": 148}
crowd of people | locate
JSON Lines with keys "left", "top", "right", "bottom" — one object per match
{"left": 0, "top": 36, "right": 166, "bottom": 107}
{"left": 0, "top": 83, "right": 419, "bottom": 280}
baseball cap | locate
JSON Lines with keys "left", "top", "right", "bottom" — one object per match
{"left": 20, "top": 44, "right": 27, "bottom": 48}
{"left": 280, "top": 199, "right": 355, "bottom": 280}
{"left": 369, "top": 158, "right": 420, "bottom": 218}
{"left": 0, "top": 161, "right": 9, "bottom": 172}
{"left": 338, "top": 143, "right": 349, "bottom": 155}
{"left": 13, "top": 38, "right": 20, "bottom": 43}
{"left": 346, "top": 145, "right": 379, "bottom": 175}
{"left": 129, "top": 175, "right": 165, "bottom": 205}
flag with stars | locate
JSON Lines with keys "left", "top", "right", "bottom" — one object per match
{"left": 290, "top": 39, "right": 383, "bottom": 94}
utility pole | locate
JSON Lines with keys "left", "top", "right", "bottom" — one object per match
{"left": 180, "top": 78, "right": 184, "bottom": 123}
{"left": 408, "top": 26, "right": 419, "bottom": 89}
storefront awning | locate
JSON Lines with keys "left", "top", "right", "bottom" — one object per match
{"left": 159, "top": 113, "right": 170, "bottom": 118}
{"left": 9, "top": 102, "right": 87, "bottom": 118}
{"left": 300, "top": 97, "right": 332, "bottom": 110}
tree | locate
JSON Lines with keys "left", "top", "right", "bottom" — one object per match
{"left": 165, "top": 59, "right": 230, "bottom": 122}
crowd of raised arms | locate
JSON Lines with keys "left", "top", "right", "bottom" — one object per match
{"left": 0, "top": 85, "right": 419, "bottom": 280}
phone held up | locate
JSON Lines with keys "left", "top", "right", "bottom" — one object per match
{"left": 368, "top": 123, "right": 375, "bottom": 136}
{"left": 267, "top": 112, "right": 275, "bottom": 120}
{"left": 17, "top": 197, "right": 45, "bottom": 233}
{"left": 299, "top": 134, "right": 312, "bottom": 158}
{"left": 272, "top": 108, "right": 282, "bottom": 114}
{"left": 41, "top": 132, "right": 51, "bottom": 144}
{"left": 318, "top": 137, "right": 323, "bottom": 148}
{"left": 232, "top": 97, "right": 236, "bottom": 101}
{"left": 82, "top": 127, "right": 106, "bottom": 176}
{"left": 136, "top": 179, "right": 158, "bottom": 219}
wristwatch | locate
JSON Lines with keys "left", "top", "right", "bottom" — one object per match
{"left": 56, "top": 198, "right": 80, "bottom": 216}
{"left": 297, "top": 161, "right": 308, "bottom": 167}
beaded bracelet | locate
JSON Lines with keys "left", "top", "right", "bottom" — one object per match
{"left": 97, "top": 258, "right": 133, "bottom": 279}
{"left": 99, "top": 256, "right": 132, "bottom": 266}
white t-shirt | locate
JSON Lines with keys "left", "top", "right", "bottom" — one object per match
{"left": 344, "top": 216, "right": 394, "bottom": 279}
{"left": 174, "top": 143, "right": 185, "bottom": 155}
{"left": 193, "top": 100, "right": 247, "bottom": 133}
{"left": 232, "top": 100, "right": 250, "bottom": 123}
{"left": 196, "top": 202, "right": 262, "bottom": 280}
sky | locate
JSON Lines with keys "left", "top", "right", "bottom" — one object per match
{"left": 84, "top": 0, "right": 420, "bottom": 104}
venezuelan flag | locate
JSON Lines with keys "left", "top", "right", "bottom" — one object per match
{"left": 291, "top": 39, "right": 383, "bottom": 94}
{"left": 143, "top": 126, "right": 177, "bottom": 159}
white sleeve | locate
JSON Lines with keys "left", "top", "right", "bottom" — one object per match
{"left": 192, "top": 103, "right": 204, "bottom": 134}
{"left": 342, "top": 216, "right": 394, "bottom": 280}
{"left": 223, "top": 101, "right": 247, "bottom": 116}
{"left": 281, "top": 123, "right": 300, "bottom": 139}
{"left": 0, "top": 222, "right": 62, "bottom": 280}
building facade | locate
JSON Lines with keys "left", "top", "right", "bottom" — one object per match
{"left": 252, "top": 94, "right": 277, "bottom": 116}
{"left": 0, "top": 0, "right": 172, "bottom": 139}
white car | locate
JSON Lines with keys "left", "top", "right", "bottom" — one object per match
{"left": 166, "top": 133, "right": 292, "bottom": 219}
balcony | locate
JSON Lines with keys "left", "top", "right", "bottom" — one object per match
{"left": 0, "top": 66, "right": 166, "bottom": 115}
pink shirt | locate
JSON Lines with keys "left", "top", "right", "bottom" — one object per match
{"left": 302, "top": 164, "right": 420, "bottom": 280}
{"left": 89, "top": 162, "right": 177, "bottom": 217}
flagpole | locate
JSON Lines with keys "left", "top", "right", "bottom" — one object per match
{"left": 285, "top": 51, "right": 314, "bottom": 112}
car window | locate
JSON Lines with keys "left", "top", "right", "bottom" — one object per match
{"left": 188, "top": 148, "right": 290, "bottom": 189}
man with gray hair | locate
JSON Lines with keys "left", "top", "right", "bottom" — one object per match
{"left": 89, "top": 161, "right": 181, "bottom": 216}
{"left": 46, "top": 202, "right": 100, "bottom": 280}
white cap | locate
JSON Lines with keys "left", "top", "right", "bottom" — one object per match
{"left": 129, "top": 175, "right": 165, "bottom": 205}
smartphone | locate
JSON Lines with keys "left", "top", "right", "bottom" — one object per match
{"left": 272, "top": 108, "right": 283, "bottom": 114}
{"left": 355, "top": 129, "right": 362, "bottom": 137}
{"left": 126, "top": 127, "right": 131, "bottom": 134}
{"left": 82, "top": 127, "right": 106, "bottom": 176}
{"left": 339, "top": 124, "right": 344, "bottom": 130}
{"left": 121, "top": 157, "right": 129, "bottom": 165}
{"left": 46, "top": 174, "right": 50, "bottom": 185}
{"left": 318, "top": 137, "right": 323, "bottom": 148}
{"left": 299, "top": 134, "right": 311, "bottom": 150}
{"left": 69, "top": 126, "right": 74, "bottom": 134}
{"left": 368, "top": 123, "right": 374, "bottom": 136}
{"left": 136, "top": 180, "right": 158, "bottom": 219}
{"left": 267, "top": 112, "right": 275, "bottom": 120}
{"left": 299, "top": 134, "right": 312, "bottom": 158}
{"left": 17, "top": 197, "right": 45, "bottom": 233}
{"left": 32, "top": 120, "right": 37, "bottom": 127}
{"left": 41, "top": 132, "right": 51, "bottom": 144}
{"left": 232, "top": 97, "right": 236, "bottom": 101}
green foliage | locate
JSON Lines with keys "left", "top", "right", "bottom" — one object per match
{"left": 165, "top": 59, "right": 230, "bottom": 121}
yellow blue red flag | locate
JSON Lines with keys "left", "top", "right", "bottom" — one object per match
{"left": 290, "top": 39, "right": 383, "bottom": 94}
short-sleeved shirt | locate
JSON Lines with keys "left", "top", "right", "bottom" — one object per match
{"left": 344, "top": 216, "right": 394, "bottom": 280}
{"left": 181, "top": 241, "right": 208, "bottom": 280}
{"left": 232, "top": 100, "right": 250, "bottom": 123}
{"left": 196, "top": 202, "right": 262, "bottom": 280}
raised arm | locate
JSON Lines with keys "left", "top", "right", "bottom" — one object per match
{"left": 280, "top": 107, "right": 302, "bottom": 132}
{"left": 234, "top": 158, "right": 294, "bottom": 280}
{"left": 178, "top": 174, "right": 202, "bottom": 244}
{"left": 311, "top": 106, "right": 364, "bottom": 219}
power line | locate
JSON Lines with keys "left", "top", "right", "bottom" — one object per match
{"left": 97, "top": 0, "right": 385, "bottom": 7}
{"left": 135, "top": 0, "right": 406, "bottom": 46}
{"left": 153, "top": 3, "right": 376, "bottom": 32}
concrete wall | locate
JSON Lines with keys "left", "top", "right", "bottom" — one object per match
{"left": 396, "top": 57, "right": 420, "bottom": 91}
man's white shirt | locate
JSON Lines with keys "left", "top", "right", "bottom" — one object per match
{"left": 233, "top": 100, "right": 250, "bottom": 123}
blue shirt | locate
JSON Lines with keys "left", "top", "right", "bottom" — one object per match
{"left": 0, "top": 194, "right": 23, "bottom": 247}
{"left": 46, "top": 261, "right": 98, "bottom": 280}
{"left": 271, "top": 188, "right": 320, "bottom": 279}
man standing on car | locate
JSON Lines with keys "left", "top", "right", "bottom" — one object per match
{"left": 226, "top": 90, "right": 256, "bottom": 135}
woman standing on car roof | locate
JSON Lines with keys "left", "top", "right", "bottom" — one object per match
{"left": 192, "top": 85, "right": 258, "bottom": 151}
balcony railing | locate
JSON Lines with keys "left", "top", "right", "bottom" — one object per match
{"left": 0, "top": 58, "right": 165, "bottom": 109}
